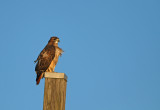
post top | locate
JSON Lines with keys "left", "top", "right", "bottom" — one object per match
{"left": 44, "top": 72, "right": 67, "bottom": 81}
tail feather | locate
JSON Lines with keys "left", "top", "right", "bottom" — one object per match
{"left": 36, "top": 71, "right": 43, "bottom": 85}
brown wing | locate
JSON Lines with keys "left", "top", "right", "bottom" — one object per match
{"left": 35, "top": 45, "right": 55, "bottom": 72}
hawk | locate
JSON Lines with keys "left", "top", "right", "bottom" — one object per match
{"left": 34, "top": 37, "right": 63, "bottom": 85}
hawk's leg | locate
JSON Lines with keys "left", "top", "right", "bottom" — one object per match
{"left": 52, "top": 65, "right": 56, "bottom": 72}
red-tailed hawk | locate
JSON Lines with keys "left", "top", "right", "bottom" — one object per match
{"left": 34, "top": 37, "right": 63, "bottom": 85}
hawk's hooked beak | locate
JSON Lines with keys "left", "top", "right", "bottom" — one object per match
{"left": 58, "top": 39, "right": 60, "bottom": 42}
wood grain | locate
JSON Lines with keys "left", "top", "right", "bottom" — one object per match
{"left": 43, "top": 73, "right": 67, "bottom": 110}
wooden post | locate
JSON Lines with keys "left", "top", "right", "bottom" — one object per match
{"left": 43, "top": 72, "right": 67, "bottom": 110}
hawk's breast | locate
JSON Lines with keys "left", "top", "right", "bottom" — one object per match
{"left": 46, "top": 47, "right": 63, "bottom": 72}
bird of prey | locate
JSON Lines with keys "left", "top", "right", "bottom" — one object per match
{"left": 34, "top": 37, "right": 63, "bottom": 85}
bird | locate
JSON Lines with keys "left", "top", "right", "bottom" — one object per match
{"left": 34, "top": 37, "right": 63, "bottom": 85}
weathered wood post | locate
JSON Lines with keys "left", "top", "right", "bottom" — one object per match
{"left": 43, "top": 72, "right": 67, "bottom": 110}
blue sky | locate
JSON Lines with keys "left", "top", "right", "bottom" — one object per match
{"left": 0, "top": 0, "right": 160, "bottom": 110}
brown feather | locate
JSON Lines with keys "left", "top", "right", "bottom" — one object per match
{"left": 35, "top": 37, "right": 63, "bottom": 85}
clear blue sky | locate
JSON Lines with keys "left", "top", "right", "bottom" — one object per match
{"left": 0, "top": 0, "right": 160, "bottom": 110}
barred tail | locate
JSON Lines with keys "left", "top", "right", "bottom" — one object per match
{"left": 36, "top": 71, "right": 43, "bottom": 85}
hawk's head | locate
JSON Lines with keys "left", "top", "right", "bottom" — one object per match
{"left": 48, "top": 37, "right": 60, "bottom": 43}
